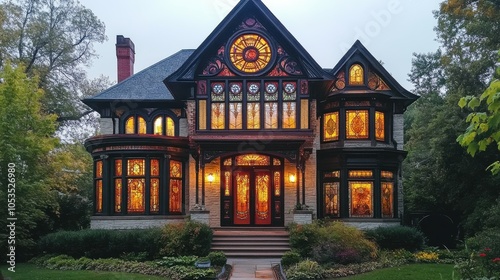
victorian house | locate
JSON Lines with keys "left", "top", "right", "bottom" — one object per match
{"left": 84, "top": 0, "right": 417, "bottom": 229}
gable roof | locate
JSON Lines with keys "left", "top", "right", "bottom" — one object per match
{"left": 164, "top": 0, "right": 331, "bottom": 100}
{"left": 329, "top": 40, "right": 418, "bottom": 106}
{"left": 83, "top": 49, "right": 194, "bottom": 111}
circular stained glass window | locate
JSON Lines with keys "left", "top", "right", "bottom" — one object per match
{"left": 228, "top": 33, "right": 274, "bottom": 74}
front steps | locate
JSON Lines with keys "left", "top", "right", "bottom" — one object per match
{"left": 211, "top": 228, "right": 290, "bottom": 258}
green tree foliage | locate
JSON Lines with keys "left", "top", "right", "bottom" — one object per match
{"left": 0, "top": 63, "right": 58, "bottom": 259}
{"left": 404, "top": 0, "right": 500, "bottom": 236}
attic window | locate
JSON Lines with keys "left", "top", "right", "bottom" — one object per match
{"left": 349, "top": 64, "right": 364, "bottom": 85}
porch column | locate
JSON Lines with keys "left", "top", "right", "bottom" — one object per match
{"left": 296, "top": 166, "right": 300, "bottom": 205}
{"left": 201, "top": 163, "right": 206, "bottom": 205}
{"left": 301, "top": 164, "right": 306, "bottom": 206}
{"left": 195, "top": 157, "right": 199, "bottom": 205}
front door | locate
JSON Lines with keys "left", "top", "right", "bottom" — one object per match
{"left": 221, "top": 154, "right": 284, "bottom": 226}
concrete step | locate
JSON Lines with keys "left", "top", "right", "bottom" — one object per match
{"left": 212, "top": 229, "right": 290, "bottom": 258}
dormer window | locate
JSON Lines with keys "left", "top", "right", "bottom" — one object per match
{"left": 349, "top": 64, "right": 364, "bottom": 85}
{"left": 122, "top": 113, "right": 177, "bottom": 135}
{"left": 153, "top": 116, "right": 175, "bottom": 136}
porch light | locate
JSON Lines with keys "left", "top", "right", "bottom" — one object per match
{"left": 207, "top": 173, "right": 215, "bottom": 183}
{"left": 289, "top": 173, "right": 296, "bottom": 183}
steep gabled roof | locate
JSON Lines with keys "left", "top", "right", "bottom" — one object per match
{"left": 83, "top": 49, "right": 194, "bottom": 111}
{"left": 165, "top": 0, "right": 331, "bottom": 100}
{"left": 329, "top": 40, "right": 418, "bottom": 106}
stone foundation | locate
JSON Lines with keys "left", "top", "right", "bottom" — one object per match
{"left": 90, "top": 216, "right": 186, "bottom": 229}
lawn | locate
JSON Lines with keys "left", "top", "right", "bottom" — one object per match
{"left": 341, "top": 263, "right": 456, "bottom": 280}
{"left": 0, "top": 263, "right": 165, "bottom": 280}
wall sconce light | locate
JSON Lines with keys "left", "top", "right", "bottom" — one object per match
{"left": 207, "top": 173, "right": 214, "bottom": 184}
{"left": 289, "top": 173, "right": 296, "bottom": 183}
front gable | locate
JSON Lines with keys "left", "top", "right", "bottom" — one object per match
{"left": 165, "top": 0, "right": 330, "bottom": 101}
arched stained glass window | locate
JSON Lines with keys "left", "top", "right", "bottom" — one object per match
{"left": 125, "top": 117, "right": 135, "bottom": 134}
{"left": 153, "top": 116, "right": 176, "bottom": 136}
{"left": 137, "top": 117, "right": 146, "bottom": 134}
{"left": 349, "top": 64, "right": 364, "bottom": 85}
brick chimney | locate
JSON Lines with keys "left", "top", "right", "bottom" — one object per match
{"left": 116, "top": 35, "right": 135, "bottom": 83}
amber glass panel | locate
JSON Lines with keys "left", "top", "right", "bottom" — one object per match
{"left": 324, "top": 171, "right": 341, "bottom": 178}
{"left": 224, "top": 158, "right": 232, "bottom": 166}
{"left": 349, "top": 64, "right": 364, "bottom": 85}
{"left": 224, "top": 171, "right": 231, "bottom": 196}
{"left": 229, "top": 34, "right": 272, "bottom": 73}
{"left": 137, "top": 116, "right": 146, "bottom": 134}
{"left": 349, "top": 181, "right": 373, "bottom": 217}
{"left": 381, "top": 182, "right": 394, "bottom": 217}
{"left": 114, "top": 179, "right": 122, "bottom": 213}
{"left": 127, "top": 178, "right": 145, "bottom": 213}
{"left": 323, "top": 112, "right": 339, "bottom": 141}
{"left": 166, "top": 117, "right": 175, "bottom": 136}
{"left": 264, "top": 102, "right": 278, "bottom": 129}
{"left": 283, "top": 102, "right": 296, "bottom": 129}
{"left": 211, "top": 103, "right": 225, "bottom": 129}
{"left": 150, "top": 178, "right": 160, "bottom": 213}
{"left": 125, "top": 117, "right": 135, "bottom": 134}
{"left": 170, "top": 160, "right": 182, "bottom": 178}
{"left": 301, "top": 99, "right": 309, "bottom": 129}
{"left": 375, "top": 111, "right": 385, "bottom": 141}
{"left": 169, "top": 179, "right": 182, "bottom": 213}
{"left": 235, "top": 154, "right": 270, "bottom": 166}
{"left": 235, "top": 173, "right": 250, "bottom": 223}
{"left": 346, "top": 110, "right": 369, "bottom": 139}
{"left": 115, "top": 159, "right": 122, "bottom": 176}
{"left": 247, "top": 103, "right": 260, "bottom": 129}
{"left": 96, "top": 160, "right": 103, "bottom": 178}
{"left": 381, "top": 171, "right": 394, "bottom": 179}
{"left": 154, "top": 116, "right": 163, "bottom": 135}
{"left": 127, "top": 159, "right": 145, "bottom": 176}
{"left": 255, "top": 173, "right": 271, "bottom": 224}
{"left": 199, "top": 100, "right": 207, "bottom": 130}
{"left": 274, "top": 171, "right": 281, "bottom": 196}
{"left": 95, "top": 180, "right": 103, "bottom": 213}
{"left": 229, "top": 103, "right": 243, "bottom": 129}
{"left": 324, "top": 182, "right": 339, "bottom": 217}
{"left": 348, "top": 170, "right": 373, "bottom": 178}
{"left": 151, "top": 159, "right": 159, "bottom": 176}
{"left": 273, "top": 158, "right": 281, "bottom": 166}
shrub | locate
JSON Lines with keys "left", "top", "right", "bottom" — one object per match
{"left": 414, "top": 251, "right": 439, "bottom": 263}
{"left": 207, "top": 251, "right": 227, "bottom": 267}
{"left": 38, "top": 228, "right": 162, "bottom": 260}
{"left": 159, "top": 221, "right": 213, "bottom": 257}
{"left": 288, "top": 221, "right": 378, "bottom": 265}
{"left": 456, "top": 229, "right": 500, "bottom": 279}
{"left": 286, "top": 260, "right": 324, "bottom": 280}
{"left": 281, "top": 251, "right": 301, "bottom": 267}
{"left": 364, "top": 226, "right": 426, "bottom": 251}
{"left": 156, "top": 255, "right": 198, "bottom": 267}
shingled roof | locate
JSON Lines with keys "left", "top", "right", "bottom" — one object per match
{"left": 83, "top": 49, "right": 194, "bottom": 111}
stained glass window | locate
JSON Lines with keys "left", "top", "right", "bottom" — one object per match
{"left": 247, "top": 103, "right": 260, "bottom": 129}
{"left": 236, "top": 173, "right": 250, "bottom": 221}
{"left": 150, "top": 178, "right": 160, "bottom": 213}
{"left": 95, "top": 160, "right": 103, "bottom": 213}
{"left": 169, "top": 160, "right": 182, "bottom": 213}
{"left": 274, "top": 171, "right": 281, "bottom": 196}
{"left": 255, "top": 174, "right": 270, "bottom": 220}
{"left": 282, "top": 102, "right": 296, "bottom": 129}
{"left": 283, "top": 82, "right": 297, "bottom": 101}
{"left": 349, "top": 64, "right": 364, "bottom": 85}
{"left": 96, "top": 161, "right": 103, "bottom": 178}
{"left": 229, "top": 103, "right": 243, "bottom": 129}
{"left": 224, "top": 171, "right": 231, "bottom": 196}
{"left": 114, "top": 179, "right": 122, "bottom": 213}
{"left": 236, "top": 154, "right": 270, "bottom": 166}
{"left": 273, "top": 158, "right": 281, "bottom": 166}
{"left": 381, "top": 182, "right": 393, "bottom": 217}
{"left": 166, "top": 117, "right": 175, "bottom": 136}
{"left": 264, "top": 102, "right": 278, "bottom": 129}
{"left": 211, "top": 83, "right": 225, "bottom": 102}
{"left": 224, "top": 158, "right": 232, "bottom": 166}
{"left": 229, "top": 34, "right": 273, "bottom": 74}
{"left": 323, "top": 112, "right": 339, "bottom": 141}
{"left": 151, "top": 159, "right": 159, "bottom": 176}
{"left": 137, "top": 117, "right": 146, "bottom": 134}
{"left": 348, "top": 170, "right": 373, "bottom": 178}
{"left": 211, "top": 103, "right": 225, "bottom": 129}
{"left": 229, "top": 83, "right": 243, "bottom": 101}
{"left": 375, "top": 111, "right": 385, "bottom": 141}
{"left": 349, "top": 181, "right": 373, "bottom": 217}
{"left": 264, "top": 82, "right": 278, "bottom": 101}
{"left": 128, "top": 159, "right": 145, "bottom": 176}
{"left": 125, "top": 117, "right": 135, "bottom": 134}
{"left": 127, "top": 178, "right": 145, "bottom": 213}
{"left": 381, "top": 171, "right": 394, "bottom": 179}
{"left": 115, "top": 159, "right": 122, "bottom": 176}
{"left": 324, "top": 182, "right": 339, "bottom": 217}
{"left": 154, "top": 116, "right": 163, "bottom": 135}
{"left": 346, "top": 110, "right": 369, "bottom": 139}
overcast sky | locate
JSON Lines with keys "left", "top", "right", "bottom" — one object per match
{"left": 78, "top": 0, "right": 442, "bottom": 90}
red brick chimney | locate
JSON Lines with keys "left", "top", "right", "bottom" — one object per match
{"left": 116, "top": 35, "right": 135, "bottom": 83}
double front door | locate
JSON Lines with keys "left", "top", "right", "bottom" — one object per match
{"left": 221, "top": 167, "right": 284, "bottom": 226}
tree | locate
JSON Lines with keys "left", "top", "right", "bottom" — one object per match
{"left": 0, "top": 63, "right": 58, "bottom": 260}
{"left": 457, "top": 59, "right": 500, "bottom": 174}
{"left": 0, "top": 0, "right": 106, "bottom": 123}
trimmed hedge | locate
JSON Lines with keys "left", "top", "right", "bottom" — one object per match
{"left": 38, "top": 221, "right": 213, "bottom": 260}
{"left": 364, "top": 226, "right": 426, "bottom": 251}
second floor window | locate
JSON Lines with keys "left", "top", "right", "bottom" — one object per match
{"left": 123, "top": 113, "right": 176, "bottom": 136}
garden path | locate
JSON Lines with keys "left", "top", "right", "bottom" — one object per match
{"left": 228, "top": 258, "right": 280, "bottom": 280}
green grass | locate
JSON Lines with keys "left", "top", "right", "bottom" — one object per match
{"left": 340, "top": 264, "right": 456, "bottom": 280}
{"left": 0, "top": 263, "right": 165, "bottom": 280}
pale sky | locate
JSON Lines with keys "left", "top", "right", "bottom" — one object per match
{"left": 79, "top": 0, "right": 442, "bottom": 90}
